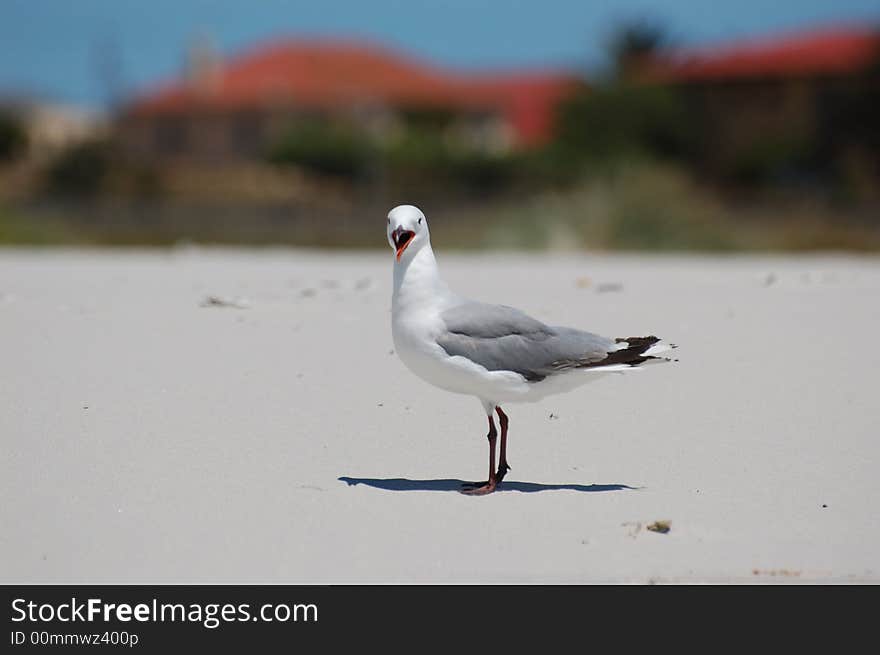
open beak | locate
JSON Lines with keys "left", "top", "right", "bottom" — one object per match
{"left": 392, "top": 227, "right": 415, "bottom": 261}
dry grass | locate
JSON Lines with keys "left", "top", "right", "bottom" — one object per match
{"left": 433, "top": 162, "right": 880, "bottom": 252}
{"left": 2, "top": 161, "right": 878, "bottom": 251}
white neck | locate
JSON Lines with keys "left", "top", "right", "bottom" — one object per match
{"left": 392, "top": 242, "right": 451, "bottom": 314}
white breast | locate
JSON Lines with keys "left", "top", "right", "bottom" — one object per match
{"left": 391, "top": 242, "right": 530, "bottom": 402}
{"left": 392, "top": 305, "right": 531, "bottom": 401}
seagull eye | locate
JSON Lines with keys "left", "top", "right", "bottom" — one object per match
{"left": 418, "top": 218, "right": 422, "bottom": 225}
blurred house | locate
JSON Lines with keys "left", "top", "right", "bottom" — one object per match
{"left": 118, "top": 38, "right": 579, "bottom": 161}
{"left": 649, "top": 25, "right": 880, "bottom": 180}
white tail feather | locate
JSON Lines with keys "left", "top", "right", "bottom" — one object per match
{"left": 584, "top": 363, "right": 644, "bottom": 373}
{"left": 643, "top": 341, "right": 676, "bottom": 358}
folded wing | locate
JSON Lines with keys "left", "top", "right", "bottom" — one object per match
{"left": 437, "top": 302, "right": 619, "bottom": 382}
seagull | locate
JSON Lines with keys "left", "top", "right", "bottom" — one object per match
{"left": 387, "top": 204, "right": 675, "bottom": 495}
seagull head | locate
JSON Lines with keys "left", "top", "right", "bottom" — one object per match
{"left": 387, "top": 204, "right": 429, "bottom": 262}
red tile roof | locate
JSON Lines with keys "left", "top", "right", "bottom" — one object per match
{"left": 126, "top": 39, "right": 580, "bottom": 146}
{"left": 651, "top": 25, "right": 880, "bottom": 82}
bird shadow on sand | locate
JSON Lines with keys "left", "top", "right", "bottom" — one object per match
{"left": 338, "top": 476, "right": 638, "bottom": 493}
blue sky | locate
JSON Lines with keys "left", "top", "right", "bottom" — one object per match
{"left": 2, "top": 0, "right": 879, "bottom": 108}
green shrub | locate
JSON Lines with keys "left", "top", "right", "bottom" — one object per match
{"left": 267, "top": 122, "right": 373, "bottom": 178}
{"left": 0, "top": 112, "right": 27, "bottom": 162}
{"left": 46, "top": 140, "right": 112, "bottom": 196}
{"left": 268, "top": 120, "right": 518, "bottom": 191}
{"left": 385, "top": 130, "right": 516, "bottom": 191}
{"left": 726, "top": 135, "right": 817, "bottom": 186}
{"left": 555, "top": 83, "right": 694, "bottom": 163}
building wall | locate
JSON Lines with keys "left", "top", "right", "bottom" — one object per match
{"left": 675, "top": 70, "right": 880, "bottom": 184}
{"left": 686, "top": 78, "right": 817, "bottom": 169}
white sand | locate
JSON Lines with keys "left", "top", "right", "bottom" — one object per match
{"left": 1, "top": 247, "right": 878, "bottom": 583}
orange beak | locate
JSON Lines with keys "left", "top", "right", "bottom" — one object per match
{"left": 392, "top": 228, "right": 415, "bottom": 262}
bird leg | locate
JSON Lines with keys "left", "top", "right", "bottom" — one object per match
{"left": 461, "top": 415, "right": 498, "bottom": 495}
{"left": 495, "top": 406, "right": 511, "bottom": 483}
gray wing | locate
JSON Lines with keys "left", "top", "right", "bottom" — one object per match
{"left": 437, "top": 301, "right": 616, "bottom": 382}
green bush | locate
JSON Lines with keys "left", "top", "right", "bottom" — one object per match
{"left": 0, "top": 112, "right": 27, "bottom": 162}
{"left": 384, "top": 130, "right": 516, "bottom": 191}
{"left": 268, "top": 120, "right": 518, "bottom": 191}
{"left": 267, "top": 122, "right": 373, "bottom": 177}
{"left": 726, "top": 135, "right": 818, "bottom": 186}
{"left": 555, "top": 83, "right": 694, "bottom": 163}
{"left": 46, "top": 140, "right": 112, "bottom": 196}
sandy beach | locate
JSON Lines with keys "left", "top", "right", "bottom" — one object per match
{"left": 1, "top": 247, "right": 878, "bottom": 583}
